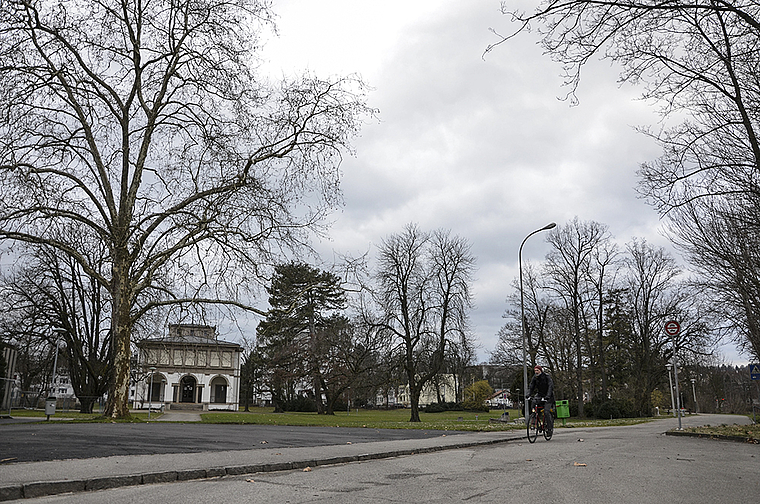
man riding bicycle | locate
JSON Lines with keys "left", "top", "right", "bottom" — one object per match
{"left": 527, "top": 365, "right": 554, "bottom": 433}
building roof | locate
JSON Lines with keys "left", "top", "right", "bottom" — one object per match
{"left": 137, "top": 324, "right": 243, "bottom": 350}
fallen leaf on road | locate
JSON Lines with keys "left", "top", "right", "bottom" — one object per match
{"left": 577, "top": 438, "right": 584, "bottom": 442}
{"left": 246, "top": 479, "right": 255, "bottom": 483}
{"left": 260, "top": 440, "right": 268, "bottom": 444}
{"left": 574, "top": 462, "right": 587, "bottom": 467}
{"left": 346, "top": 441, "right": 352, "bottom": 444}
{"left": 303, "top": 467, "right": 312, "bottom": 472}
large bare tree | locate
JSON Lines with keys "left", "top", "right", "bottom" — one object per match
{"left": 543, "top": 218, "right": 610, "bottom": 416}
{"left": 374, "top": 225, "right": 475, "bottom": 422}
{"left": 492, "top": 0, "right": 760, "bottom": 362}
{"left": 666, "top": 199, "right": 760, "bottom": 361}
{"left": 0, "top": 0, "right": 370, "bottom": 417}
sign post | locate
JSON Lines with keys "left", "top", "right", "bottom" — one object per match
{"left": 665, "top": 321, "right": 682, "bottom": 430}
{"left": 751, "top": 364, "right": 760, "bottom": 424}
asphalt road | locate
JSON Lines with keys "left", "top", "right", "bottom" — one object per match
{"left": 0, "top": 422, "right": 460, "bottom": 463}
{"left": 8, "top": 414, "right": 758, "bottom": 504}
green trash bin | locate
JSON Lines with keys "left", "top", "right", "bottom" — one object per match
{"left": 555, "top": 400, "right": 570, "bottom": 425}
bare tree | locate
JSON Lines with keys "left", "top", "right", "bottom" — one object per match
{"left": 666, "top": 198, "right": 760, "bottom": 361}
{"left": 622, "top": 238, "right": 688, "bottom": 415}
{"left": 491, "top": 0, "right": 760, "bottom": 362}
{"left": 587, "top": 239, "right": 620, "bottom": 399}
{"left": 0, "top": 243, "right": 112, "bottom": 413}
{"left": 494, "top": 263, "right": 555, "bottom": 369}
{"left": 543, "top": 218, "right": 609, "bottom": 416}
{"left": 374, "top": 225, "right": 475, "bottom": 422}
{"left": 316, "top": 315, "right": 392, "bottom": 415}
{"left": 0, "top": 0, "right": 371, "bottom": 417}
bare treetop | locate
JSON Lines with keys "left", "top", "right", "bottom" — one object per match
{"left": 0, "top": 0, "right": 372, "bottom": 417}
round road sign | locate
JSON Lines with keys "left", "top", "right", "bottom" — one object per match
{"left": 664, "top": 320, "right": 680, "bottom": 336}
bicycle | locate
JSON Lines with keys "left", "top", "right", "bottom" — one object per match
{"left": 527, "top": 397, "right": 553, "bottom": 443}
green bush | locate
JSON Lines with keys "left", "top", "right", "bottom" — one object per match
{"left": 589, "top": 397, "right": 637, "bottom": 419}
{"left": 423, "top": 401, "right": 463, "bottom": 413}
{"left": 283, "top": 396, "right": 317, "bottom": 412}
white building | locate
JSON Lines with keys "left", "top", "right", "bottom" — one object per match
{"left": 135, "top": 324, "right": 243, "bottom": 411}
{"left": 385, "top": 374, "right": 458, "bottom": 408}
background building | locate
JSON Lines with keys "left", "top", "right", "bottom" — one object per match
{"left": 136, "top": 324, "right": 243, "bottom": 411}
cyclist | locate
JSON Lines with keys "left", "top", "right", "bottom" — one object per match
{"left": 527, "top": 365, "right": 554, "bottom": 432}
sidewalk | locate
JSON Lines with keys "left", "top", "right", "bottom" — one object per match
{"left": 0, "top": 430, "right": 523, "bottom": 502}
{"left": 153, "top": 411, "right": 202, "bottom": 422}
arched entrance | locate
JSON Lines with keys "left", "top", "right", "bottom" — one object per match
{"left": 180, "top": 375, "right": 196, "bottom": 403}
{"left": 210, "top": 376, "right": 228, "bottom": 404}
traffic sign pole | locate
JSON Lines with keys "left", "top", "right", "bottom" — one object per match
{"left": 751, "top": 364, "right": 760, "bottom": 424}
{"left": 664, "top": 321, "right": 682, "bottom": 430}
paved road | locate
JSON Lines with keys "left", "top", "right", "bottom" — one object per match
{"left": 1, "top": 414, "right": 755, "bottom": 503}
{"left": 6, "top": 414, "right": 758, "bottom": 504}
{"left": 0, "top": 420, "right": 461, "bottom": 463}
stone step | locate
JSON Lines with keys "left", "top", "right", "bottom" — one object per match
{"left": 168, "top": 403, "right": 203, "bottom": 411}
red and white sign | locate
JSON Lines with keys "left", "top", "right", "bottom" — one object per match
{"left": 664, "top": 320, "right": 681, "bottom": 336}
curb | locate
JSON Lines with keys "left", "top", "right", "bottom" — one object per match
{"left": 0, "top": 434, "right": 524, "bottom": 501}
{"left": 665, "top": 430, "right": 759, "bottom": 444}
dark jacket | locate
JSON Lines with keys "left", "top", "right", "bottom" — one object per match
{"left": 528, "top": 371, "right": 554, "bottom": 402}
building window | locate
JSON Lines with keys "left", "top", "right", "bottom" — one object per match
{"left": 184, "top": 349, "right": 196, "bottom": 366}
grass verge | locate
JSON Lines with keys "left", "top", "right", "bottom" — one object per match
{"left": 675, "top": 422, "right": 759, "bottom": 443}
{"left": 6, "top": 408, "right": 154, "bottom": 422}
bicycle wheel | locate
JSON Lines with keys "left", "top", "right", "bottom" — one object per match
{"left": 527, "top": 412, "right": 538, "bottom": 443}
{"left": 543, "top": 410, "right": 553, "bottom": 440}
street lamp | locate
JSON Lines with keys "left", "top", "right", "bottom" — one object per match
{"left": 46, "top": 327, "right": 66, "bottom": 421}
{"left": 49, "top": 327, "right": 67, "bottom": 397}
{"left": 672, "top": 357, "right": 682, "bottom": 430}
{"left": 665, "top": 363, "right": 675, "bottom": 417}
{"left": 519, "top": 222, "right": 556, "bottom": 420}
{"left": 148, "top": 367, "right": 156, "bottom": 420}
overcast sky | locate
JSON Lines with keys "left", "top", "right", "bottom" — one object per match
{"left": 256, "top": 0, "right": 745, "bottom": 364}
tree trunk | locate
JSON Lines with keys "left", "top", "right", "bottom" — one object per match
{"left": 79, "top": 397, "right": 95, "bottom": 414}
{"left": 409, "top": 387, "right": 421, "bottom": 422}
{"left": 104, "top": 252, "right": 132, "bottom": 419}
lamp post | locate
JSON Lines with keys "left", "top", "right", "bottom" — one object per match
{"left": 690, "top": 378, "right": 697, "bottom": 413}
{"left": 49, "top": 328, "right": 67, "bottom": 397}
{"left": 672, "top": 357, "right": 682, "bottom": 430}
{"left": 519, "top": 222, "right": 556, "bottom": 420}
{"left": 148, "top": 367, "right": 156, "bottom": 420}
{"left": 665, "top": 363, "right": 675, "bottom": 417}
{"left": 46, "top": 327, "right": 66, "bottom": 421}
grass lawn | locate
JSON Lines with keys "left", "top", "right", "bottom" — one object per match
{"left": 199, "top": 407, "right": 525, "bottom": 432}
{"left": 198, "top": 407, "right": 658, "bottom": 431}
{"left": 9, "top": 407, "right": 751, "bottom": 437}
